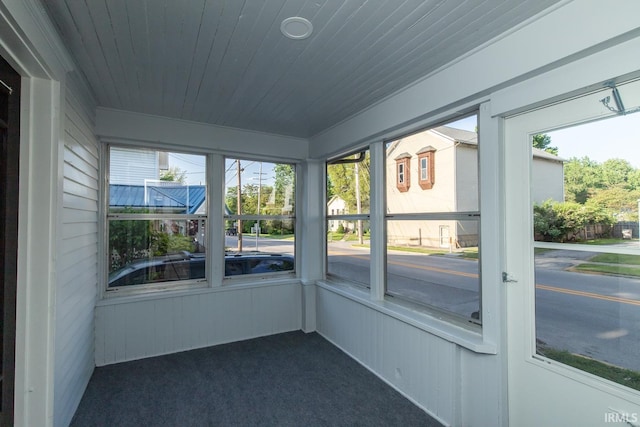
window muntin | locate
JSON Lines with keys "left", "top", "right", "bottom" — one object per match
{"left": 420, "top": 157, "right": 428, "bottom": 181}
{"left": 326, "top": 150, "right": 371, "bottom": 285}
{"left": 107, "top": 147, "right": 207, "bottom": 290}
{"left": 385, "top": 114, "right": 480, "bottom": 322}
{"left": 224, "top": 159, "right": 295, "bottom": 277}
{"left": 531, "top": 113, "right": 640, "bottom": 390}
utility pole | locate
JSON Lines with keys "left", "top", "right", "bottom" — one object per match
{"left": 237, "top": 159, "right": 243, "bottom": 252}
{"left": 355, "top": 162, "right": 363, "bottom": 244}
{"left": 255, "top": 162, "right": 263, "bottom": 251}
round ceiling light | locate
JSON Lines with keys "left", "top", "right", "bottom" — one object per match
{"left": 281, "top": 17, "right": 313, "bottom": 40}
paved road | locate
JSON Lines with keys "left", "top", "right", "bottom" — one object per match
{"left": 226, "top": 236, "right": 640, "bottom": 371}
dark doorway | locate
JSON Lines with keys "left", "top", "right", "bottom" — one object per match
{"left": 0, "top": 55, "right": 20, "bottom": 427}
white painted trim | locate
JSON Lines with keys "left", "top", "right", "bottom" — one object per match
{"left": 96, "top": 108, "right": 309, "bottom": 161}
{"left": 15, "top": 77, "right": 61, "bottom": 427}
{"left": 0, "top": 0, "right": 74, "bottom": 79}
{"left": 369, "top": 141, "right": 385, "bottom": 301}
{"left": 491, "top": 35, "right": 640, "bottom": 118}
{"left": 478, "top": 102, "right": 509, "bottom": 426}
{"left": 208, "top": 153, "right": 225, "bottom": 287}
{"left": 0, "top": 2, "right": 84, "bottom": 424}
{"left": 299, "top": 159, "right": 324, "bottom": 283}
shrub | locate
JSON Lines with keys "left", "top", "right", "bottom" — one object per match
{"left": 533, "top": 200, "right": 614, "bottom": 242}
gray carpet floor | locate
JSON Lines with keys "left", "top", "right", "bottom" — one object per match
{"left": 71, "top": 331, "right": 443, "bottom": 426}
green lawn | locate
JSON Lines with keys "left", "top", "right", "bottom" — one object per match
{"left": 327, "top": 232, "right": 367, "bottom": 242}
{"left": 534, "top": 247, "right": 554, "bottom": 255}
{"left": 537, "top": 346, "right": 640, "bottom": 391}
{"left": 386, "top": 245, "right": 446, "bottom": 255}
{"left": 588, "top": 253, "right": 640, "bottom": 265}
{"left": 583, "top": 238, "right": 632, "bottom": 246}
{"left": 574, "top": 263, "right": 640, "bottom": 277}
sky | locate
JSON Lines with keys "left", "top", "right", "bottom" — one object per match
{"left": 168, "top": 152, "right": 206, "bottom": 185}
{"left": 546, "top": 113, "right": 640, "bottom": 167}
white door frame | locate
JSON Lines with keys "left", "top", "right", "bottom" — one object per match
{"left": 504, "top": 81, "right": 640, "bottom": 426}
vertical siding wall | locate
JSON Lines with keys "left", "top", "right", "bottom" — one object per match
{"left": 54, "top": 82, "right": 100, "bottom": 427}
{"left": 316, "top": 287, "right": 502, "bottom": 427}
{"left": 95, "top": 283, "right": 302, "bottom": 366}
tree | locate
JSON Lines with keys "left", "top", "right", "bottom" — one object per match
{"left": 563, "top": 156, "right": 603, "bottom": 203}
{"left": 326, "top": 152, "right": 370, "bottom": 214}
{"left": 160, "top": 166, "right": 186, "bottom": 183}
{"left": 601, "top": 158, "right": 633, "bottom": 188}
{"left": 586, "top": 187, "right": 640, "bottom": 221}
{"left": 271, "top": 164, "right": 295, "bottom": 216}
{"left": 532, "top": 134, "right": 558, "bottom": 155}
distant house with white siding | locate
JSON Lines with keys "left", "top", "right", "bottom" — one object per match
{"left": 386, "top": 126, "right": 563, "bottom": 248}
{"left": 109, "top": 147, "right": 168, "bottom": 185}
{"left": 327, "top": 195, "right": 351, "bottom": 232}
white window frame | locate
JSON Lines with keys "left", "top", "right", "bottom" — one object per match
{"left": 103, "top": 144, "right": 210, "bottom": 294}
{"left": 222, "top": 157, "right": 298, "bottom": 281}
{"left": 383, "top": 112, "right": 481, "bottom": 324}
{"left": 321, "top": 104, "right": 501, "bottom": 353}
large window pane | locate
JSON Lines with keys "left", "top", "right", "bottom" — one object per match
{"left": 386, "top": 220, "right": 480, "bottom": 321}
{"left": 225, "top": 160, "right": 294, "bottom": 216}
{"left": 108, "top": 219, "right": 206, "bottom": 288}
{"left": 532, "top": 113, "right": 640, "bottom": 389}
{"left": 107, "top": 147, "right": 207, "bottom": 290}
{"left": 224, "top": 159, "right": 296, "bottom": 277}
{"left": 326, "top": 149, "right": 371, "bottom": 284}
{"left": 327, "top": 220, "right": 370, "bottom": 287}
{"left": 535, "top": 248, "right": 640, "bottom": 385}
{"left": 327, "top": 151, "right": 370, "bottom": 215}
{"left": 384, "top": 114, "right": 480, "bottom": 322}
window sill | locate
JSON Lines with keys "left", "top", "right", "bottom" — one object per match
{"left": 98, "top": 278, "right": 301, "bottom": 306}
{"left": 316, "top": 279, "right": 496, "bottom": 354}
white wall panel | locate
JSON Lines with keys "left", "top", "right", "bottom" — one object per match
{"left": 53, "top": 80, "right": 99, "bottom": 427}
{"left": 316, "top": 286, "right": 503, "bottom": 427}
{"left": 95, "top": 283, "right": 302, "bottom": 366}
{"left": 95, "top": 107, "right": 309, "bottom": 161}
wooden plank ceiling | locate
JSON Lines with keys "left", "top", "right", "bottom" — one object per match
{"left": 43, "top": 0, "right": 561, "bottom": 138}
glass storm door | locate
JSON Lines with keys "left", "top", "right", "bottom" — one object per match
{"left": 505, "top": 79, "right": 640, "bottom": 427}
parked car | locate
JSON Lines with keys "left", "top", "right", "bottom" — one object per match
{"left": 108, "top": 251, "right": 294, "bottom": 287}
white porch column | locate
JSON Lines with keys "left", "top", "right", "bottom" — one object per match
{"left": 299, "top": 159, "right": 324, "bottom": 332}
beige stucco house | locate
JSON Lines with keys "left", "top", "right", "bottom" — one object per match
{"left": 386, "top": 126, "right": 563, "bottom": 248}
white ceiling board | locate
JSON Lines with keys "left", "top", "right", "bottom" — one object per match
{"left": 42, "top": 0, "right": 563, "bottom": 139}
